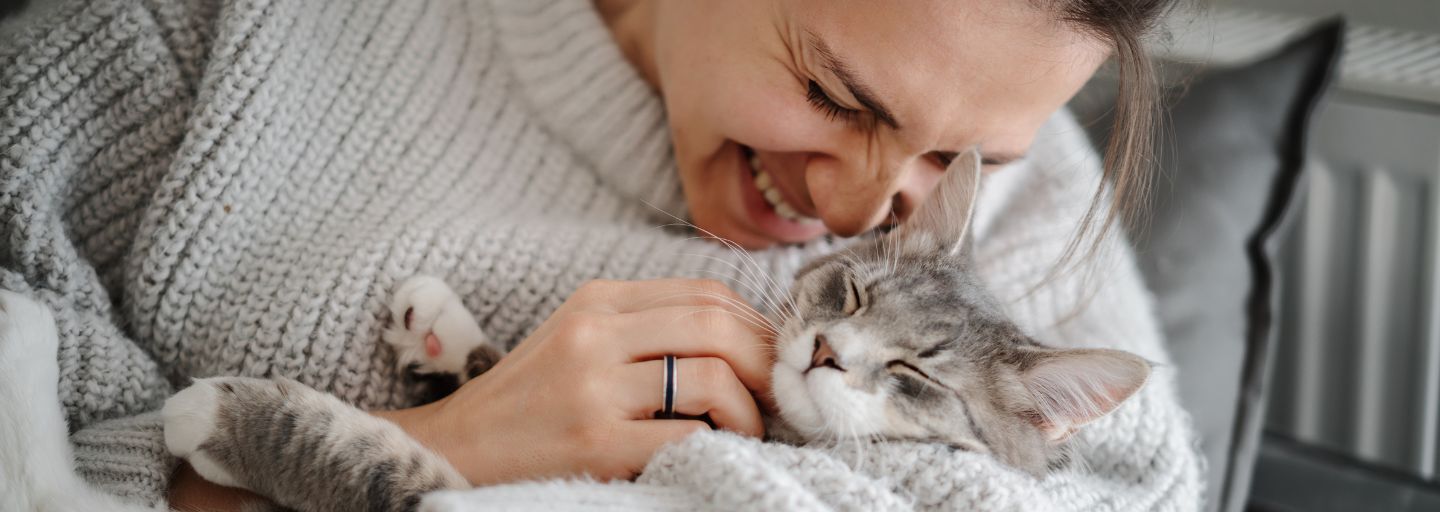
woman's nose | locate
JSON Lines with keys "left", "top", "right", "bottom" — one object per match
{"left": 805, "top": 155, "right": 934, "bottom": 237}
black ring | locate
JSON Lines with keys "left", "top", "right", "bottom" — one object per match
{"left": 662, "top": 355, "right": 676, "bottom": 419}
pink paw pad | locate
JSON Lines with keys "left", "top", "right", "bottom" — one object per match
{"left": 425, "top": 334, "right": 442, "bottom": 358}
{"left": 405, "top": 306, "right": 444, "bottom": 358}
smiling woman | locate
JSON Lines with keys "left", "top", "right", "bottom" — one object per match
{"left": 600, "top": 0, "right": 1165, "bottom": 250}
{"left": 0, "top": 0, "right": 1195, "bottom": 510}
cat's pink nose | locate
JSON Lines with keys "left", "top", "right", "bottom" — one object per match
{"left": 810, "top": 334, "right": 843, "bottom": 371}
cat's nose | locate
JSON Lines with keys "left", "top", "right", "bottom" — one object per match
{"left": 810, "top": 334, "right": 844, "bottom": 372}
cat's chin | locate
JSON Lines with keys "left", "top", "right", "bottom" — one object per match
{"left": 770, "top": 362, "right": 824, "bottom": 438}
{"left": 771, "top": 361, "right": 890, "bottom": 442}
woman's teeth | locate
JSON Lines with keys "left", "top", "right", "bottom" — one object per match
{"left": 749, "top": 154, "right": 820, "bottom": 224}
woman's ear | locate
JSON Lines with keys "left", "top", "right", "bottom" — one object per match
{"left": 892, "top": 148, "right": 982, "bottom": 256}
{"left": 1016, "top": 347, "right": 1152, "bottom": 442}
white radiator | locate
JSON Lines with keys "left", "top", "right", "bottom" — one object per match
{"left": 1157, "top": 3, "right": 1440, "bottom": 491}
{"left": 1268, "top": 99, "right": 1440, "bottom": 477}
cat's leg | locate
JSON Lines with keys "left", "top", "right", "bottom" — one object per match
{"left": 163, "top": 376, "right": 466, "bottom": 512}
{"left": 383, "top": 275, "right": 503, "bottom": 381}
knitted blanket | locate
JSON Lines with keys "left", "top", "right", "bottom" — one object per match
{"left": 0, "top": 0, "right": 1200, "bottom": 510}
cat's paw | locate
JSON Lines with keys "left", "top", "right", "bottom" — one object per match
{"left": 163, "top": 378, "right": 247, "bottom": 489}
{"left": 383, "top": 275, "right": 492, "bottom": 377}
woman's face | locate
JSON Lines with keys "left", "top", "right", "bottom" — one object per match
{"left": 648, "top": 0, "right": 1107, "bottom": 249}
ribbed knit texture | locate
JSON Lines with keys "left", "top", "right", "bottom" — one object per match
{"left": 0, "top": 0, "right": 1201, "bottom": 509}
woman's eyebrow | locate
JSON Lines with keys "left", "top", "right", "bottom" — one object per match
{"left": 806, "top": 31, "right": 901, "bottom": 131}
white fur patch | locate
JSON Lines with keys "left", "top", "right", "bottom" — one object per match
{"left": 770, "top": 325, "right": 888, "bottom": 439}
{"left": 806, "top": 370, "right": 889, "bottom": 437}
{"left": 771, "top": 325, "right": 823, "bottom": 434}
{"left": 162, "top": 379, "right": 219, "bottom": 458}
{"left": 383, "top": 275, "right": 490, "bottom": 375}
{"left": 0, "top": 290, "right": 153, "bottom": 511}
{"left": 162, "top": 378, "right": 250, "bottom": 489}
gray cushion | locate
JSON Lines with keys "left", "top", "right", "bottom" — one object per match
{"left": 1068, "top": 19, "right": 1343, "bottom": 512}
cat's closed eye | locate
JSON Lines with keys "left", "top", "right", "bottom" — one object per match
{"left": 886, "top": 360, "right": 937, "bottom": 383}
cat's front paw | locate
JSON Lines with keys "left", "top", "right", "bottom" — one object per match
{"left": 383, "top": 275, "right": 494, "bottom": 377}
{"left": 163, "top": 377, "right": 249, "bottom": 490}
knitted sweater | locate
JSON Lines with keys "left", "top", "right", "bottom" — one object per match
{"left": 0, "top": 0, "right": 1201, "bottom": 510}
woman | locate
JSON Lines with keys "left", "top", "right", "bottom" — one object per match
{"left": 0, "top": 0, "right": 1196, "bottom": 509}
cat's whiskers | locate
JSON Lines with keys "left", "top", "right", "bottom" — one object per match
{"left": 658, "top": 224, "right": 797, "bottom": 321}
{"left": 711, "top": 239, "right": 804, "bottom": 325}
{"left": 693, "top": 306, "right": 780, "bottom": 339}
{"left": 845, "top": 419, "right": 864, "bottom": 472}
{"left": 885, "top": 211, "right": 900, "bottom": 275}
{"left": 666, "top": 307, "right": 783, "bottom": 344}
{"left": 679, "top": 252, "right": 793, "bottom": 322}
{"left": 664, "top": 216, "right": 805, "bottom": 325}
{"left": 671, "top": 284, "right": 780, "bottom": 328}
{"left": 633, "top": 290, "right": 779, "bottom": 338}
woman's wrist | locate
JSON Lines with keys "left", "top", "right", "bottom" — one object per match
{"left": 373, "top": 399, "right": 447, "bottom": 452}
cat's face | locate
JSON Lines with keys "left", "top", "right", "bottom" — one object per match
{"left": 769, "top": 150, "right": 1150, "bottom": 475}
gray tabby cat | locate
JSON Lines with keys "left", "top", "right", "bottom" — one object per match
{"left": 162, "top": 149, "right": 1151, "bottom": 511}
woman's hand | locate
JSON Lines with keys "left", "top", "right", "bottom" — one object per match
{"left": 379, "top": 278, "right": 774, "bottom": 485}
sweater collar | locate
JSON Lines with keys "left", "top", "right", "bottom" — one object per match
{"left": 487, "top": 0, "right": 687, "bottom": 216}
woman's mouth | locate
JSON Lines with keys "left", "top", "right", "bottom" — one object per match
{"left": 736, "top": 145, "right": 827, "bottom": 243}
{"left": 749, "top": 153, "right": 819, "bottom": 224}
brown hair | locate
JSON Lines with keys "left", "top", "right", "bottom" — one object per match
{"left": 1045, "top": 0, "right": 1177, "bottom": 273}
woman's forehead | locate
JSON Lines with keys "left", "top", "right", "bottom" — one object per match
{"left": 784, "top": 0, "right": 1107, "bottom": 155}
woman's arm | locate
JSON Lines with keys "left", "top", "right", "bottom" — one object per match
{"left": 164, "top": 278, "right": 775, "bottom": 508}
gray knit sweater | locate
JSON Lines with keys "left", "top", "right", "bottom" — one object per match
{"left": 0, "top": 0, "right": 1201, "bottom": 510}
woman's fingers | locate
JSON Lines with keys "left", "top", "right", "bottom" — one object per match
{"left": 612, "top": 306, "right": 774, "bottom": 404}
{"left": 604, "top": 420, "right": 710, "bottom": 478}
{"left": 613, "top": 357, "right": 764, "bottom": 438}
{"left": 573, "top": 278, "right": 769, "bottom": 320}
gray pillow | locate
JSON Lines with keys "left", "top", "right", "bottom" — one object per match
{"left": 1069, "top": 18, "right": 1343, "bottom": 512}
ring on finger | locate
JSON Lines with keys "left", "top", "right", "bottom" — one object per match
{"left": 660, "top": 354, "right": 677, "bottom": 419}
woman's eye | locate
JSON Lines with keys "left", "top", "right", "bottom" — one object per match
{"left": 806, "top": 80, "right": 862, "bottom": 125}
{"left": 842, "top": 276, "right": 864, "bottom": 316}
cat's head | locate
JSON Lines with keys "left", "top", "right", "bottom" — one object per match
{"left": 770, "top": 150, "right": 1150, "bottom": 475}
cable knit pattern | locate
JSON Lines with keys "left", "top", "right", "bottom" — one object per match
{"left": 0, "top": 0, "right": 1200, "bottom": 509}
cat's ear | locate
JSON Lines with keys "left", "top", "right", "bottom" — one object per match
{"left": 1016, "top": 347, "right": 1151, "bottom": 443}
{"left": 894, "top": 148, "right": 982, "bottom": 256}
